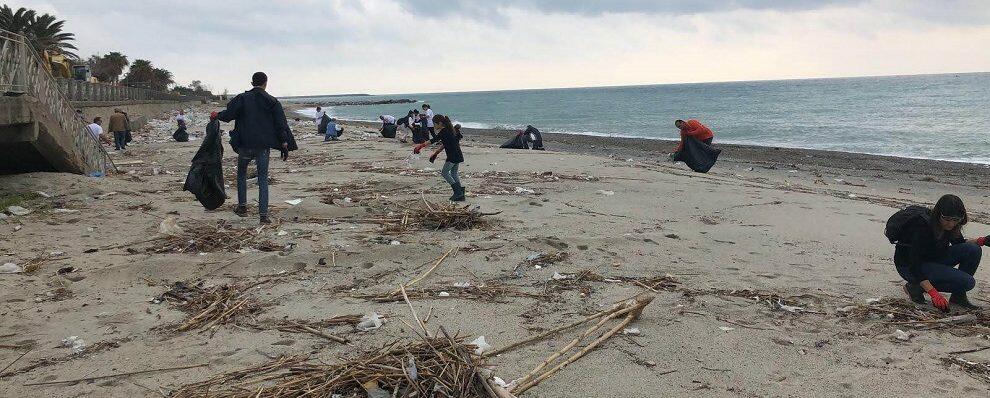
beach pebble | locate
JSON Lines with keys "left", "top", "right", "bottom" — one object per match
{"left": 0, "top": 263, "right": 23, "bottom": 273}
{"left": 894, "top": 329, "right": 913, "bottom": 341}
{"left": 7, "top": 205, "right": 32, "bottom": 216}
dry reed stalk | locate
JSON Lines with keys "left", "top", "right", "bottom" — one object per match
{"left": 151, "top": 220, "right": 280, "bottom": 254}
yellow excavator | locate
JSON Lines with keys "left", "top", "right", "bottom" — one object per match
{"left": 42, "top": 50, "right": 72, "bottom": 78}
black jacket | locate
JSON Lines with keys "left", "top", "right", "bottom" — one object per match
{"left": 431, "top": 126, "right": 464, "bottom": 164}
{"left": 893, "top": 216, "right": 966, "bottom": 282}
{"left": 218, "top": 87, "right": 296, "bottom": 151}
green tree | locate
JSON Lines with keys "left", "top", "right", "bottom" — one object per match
{"left": 151, "top": 67, "right": 174, "bottom": 91}
{"left": 120, "top": 59, "right": 155, "bottom": 88}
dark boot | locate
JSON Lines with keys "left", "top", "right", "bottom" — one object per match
{"left": 259, "top": 215, "right": 272, "bottom": 225}
{"left": 234, "top": 205, "right": 248, "bottom": 217}
{"left": 451, "top": 183, "right": 465, "bottom": 202}
{"left": 903, "top": 283, "right": 925, "bottom": 305}
{"left": 449, "top": 184, "right": 458, "bottom": 201}
{"left": 949, "top": 292, "right": 981, "bottom": 310}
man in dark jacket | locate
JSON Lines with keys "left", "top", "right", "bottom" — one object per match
{"left": 212, "top": 71, "right": 295, "bottom": 224}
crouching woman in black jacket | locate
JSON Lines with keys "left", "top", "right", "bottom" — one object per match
{"left": 896, "top": 194, "right": 988, "bottom": 311}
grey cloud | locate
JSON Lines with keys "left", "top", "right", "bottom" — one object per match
{"left": 394, "top": 0, "right": 865, "bottom": 19}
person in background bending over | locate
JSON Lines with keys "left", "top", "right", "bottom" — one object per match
{"left": 324, "top": 117, "right": 340, "bottom": 142}
{"left": 176, "top": 109, "right": 188, "bottom": 129}
{"left": 894, "top": 194, "right": 989, "bottom": 311}
{"left": 213, "top": 71, "right": 296, "bottom": 225}
{"left": 413, "top": 114, "right": 465, "bottom": 201}
{"left": 87, "top": 117, "right": 110, "bottom": 145}
{"left": 673, "top": 119, "right": 714, "bottom": 153}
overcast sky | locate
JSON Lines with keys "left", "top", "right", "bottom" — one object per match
{"left": 11, "top": 0, "right": 990, "bottom": 96}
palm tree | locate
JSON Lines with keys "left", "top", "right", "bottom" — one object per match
{"left": 89, "top": 51, "right": 130, "bottom": 82}
{"left": 151, "top": 68, "right": 174, "bottom": 91}
{"left": 26, "top": 13, "right": 77, "bottom": 59}
{"left": 0, "top": 5, "right": 36, "bottom": 34}
{"left": 121, "top": 59, "right": 156, "bottom": 88}
{"left": 0, "top": 6, "right": 77, "bottom": 59}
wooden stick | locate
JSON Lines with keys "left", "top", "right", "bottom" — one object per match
{"left": 0, "top": 349, "right": 31, "bottom": 376}
{"left": 23, "top": 363, "right": 209, "bottom": 386}
{"left": 392, "top": 248, "right": 454, "bottom": 294}
{"left": 400, "top": 285, "right": 431, "bottom": 338}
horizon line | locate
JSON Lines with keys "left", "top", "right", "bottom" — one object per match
{"left": 279, "top": 70, "right": 988, "bottom": 98}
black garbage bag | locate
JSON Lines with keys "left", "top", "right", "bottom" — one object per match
{"left": 183, "top": 119, "right": 226, "bottom": 210}
{"left": 525, "top": 126, "right": 545, "bottom": 150}
{"left": 173, "top": 125, "right": 189, "bottom": 142}
{"left": 412, "top": 126, "right": 429, "bottom": 144}
{"left": 672, "top": 137, "right": 721, "bottom": 173}
{"left": 381, "top": 124, "right": 397, "bottom": 138}
{"left": 318, "top": 114, "right": 330, "bottom": 136}
{"left": 500, "top": 132, "right": 529, "bottom": 149}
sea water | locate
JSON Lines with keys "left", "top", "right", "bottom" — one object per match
{"left": 287, "top": 72, "right": 990, "bottom": 164}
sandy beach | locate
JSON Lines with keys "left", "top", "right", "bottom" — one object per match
{"left": 2, "top": 106, "right": 989, "bottom": 397}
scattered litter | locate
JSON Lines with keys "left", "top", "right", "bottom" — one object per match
{"left": 514, "top": 187, "right": 535, "bottom": 194}
{"left": 277, "top": 230, "right": 289, "bottom": 236}
{"left": 158, "top": 216, "right": 183, "bottom": 236}
{"left": 551, "top": 272, "right": 570, "bottom": 280}
{"left": 61, "top": 336, "right": 87, "bottom": 353}
{"left": 865, "top": 297, "right": 882, "bottom": 304}
{"left": 52, "top": 208, "right": 79, "bottom": 213}
{"left": 343, "top": 197, "right": 353, "bottom": 203}
{"left": 848, "top": 194, "right": 858, "bottom": 198}
{"left": 894, "top": 329, "right": 913, "bottom": 341}
{"left": 622, "top": 327, "right": 641, "bottom": 336}
{"left": 470, "top": 335, "right": 491, "bottom": 355}
{"left": 438, "top": 291, "right": 450, "bottom": 297}
{"left": 390, "top": 240, "right": 401, "bottom": 245}
{"left": 7, "top": 205, "right": 31, "bottom": 216}
{"left": 34, "top": 191, "right": 51, "bottom": 198}
{"left": 596, "top": 190, "right": 615, "bottom": 196}
{"left": 285, "top": 199, "right": 304, "bottom": 205}
{"left": 777, "top": 300, "right": 804, "bottom": 313}
{"left": 13, "top": 225, "right": 21, "bottom": 231}
{"left": 453, "top": 282, "right": 471, "bottom": 288}
{"left": 0, "top": 263, "right": 23, "bottom": 273}
{"left": 356, "top": 312, "right": 384, "bottom": 331}
{"left": 718, "top": 326, "right": 735, "bottom": 332}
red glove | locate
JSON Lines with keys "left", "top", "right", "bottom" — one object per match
{"left": 977, "top": 236, "right": 989, "bottom": 246}
{"left": 429, "top": 153, "right": 438, "bottom": 163}
{"left": 927, "top": 288, "right": 949, "bottom": 311}
{"left": 210, "top": 111, "right": 219, "bottom": 120}
{"left": 413, "top": 143, "right": 428, "bottom": 154}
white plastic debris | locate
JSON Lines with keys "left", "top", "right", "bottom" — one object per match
{"left": 52, "top": 209, "right": 79, "bottom": 213}
{"left": 551, "top": 272, "right": 570, "bottom": 280}
{"left": 406, "top": 356, "right": 419, "bottom": 380}
{"left": 343, "top": 197, "right": 353, "bottom": 203}
{"left": 526, "top": 254, "right": 540, "bottom": 261}
{"left": 453, "top": 282, "right": 471, "bottom": 288}
{"left": 894, "top": 329, "right": 913, "bottom": 341}
{"left": 0, "top": 263, "right": 23, "bottom": 273}
{"left": 277, "top": 230, "right": 289, "bottom": 236}
{"left": 390, "top": 240, "right": 401, "bottom": 245}
{"left": 470, "top": 336, "right": 491, "bottom": 355}
{"left": 865, "top": 297, "right": 882, "bottom": 304}
{"left": 61, "top": 336, "right": 87, "bottom": 352}
{"left": 158, "top": 216, "right": 183, "bottom": 236}
{"left": 438, "top": 291, "right": 450, "bottom": 297}
{"left": 514, "top": 187, "right": 535, "bottom": 194}
{"left": 35, "top": 191, "right": 51, "bottom": 198}
{"left": 777, "top": 300, "right": 804, "bottom": 313}
{"left": 848, "top": 194, "right": 858, "bottom": 198}
{"left": 622, "top": 328, "right": 641, "bottom": 336}
{"left": 357, "top": 312, "right": 384, "bottom": 331}
{"left": 7, "top": 205, "right": 31, "bottom": 216}
{"left": 493, "top": 376, "right": 508, "bottom": 387}
{"left": 596, "top": 190, "right": 615, "bottom": 196}
{"left": 718, "top": 326, "right": 735, "bottom": 332}
{"left": 285, "top": 199, "right": 303, "bottom": 205}
{"left": 838, "top": 305, "right": 857, "bottom": 313}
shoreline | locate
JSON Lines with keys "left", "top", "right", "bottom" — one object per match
{"left": 338, "top": 119, "right": 990, "bottom": 191}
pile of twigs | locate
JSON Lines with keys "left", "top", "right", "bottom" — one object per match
{"left": 839, "top": 298, "right": 990, "bottom": 336}
{"left": 160, "top": 280, "right": 267, "bottom": 332}
{"left": 527, "top": 252, "right": 569, "bottom": 267}
{"left": 250, "top": 315, "right": 363, "bottom": 344}
{"left": 943, "top": 356, "right": 990, "bottom": 383}
{"left": 169, "top": 331, "right": 512, "bottom": 398}
{"left": 150, "top": 220, "right": 280, "bottom": 254}
{"left": 377, "top": 200, "right": 499, "bottom": 232}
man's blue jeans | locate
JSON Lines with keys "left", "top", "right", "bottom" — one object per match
{"left": 896, "top": 242, "right": 981, "bottom": 293}
{"left": 236, "top": 148, "right": 270, "bottom": 216}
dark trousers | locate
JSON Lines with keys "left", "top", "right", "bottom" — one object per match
{"left": 236, "top": 148, "right": 271, "bottom": 217}
{"left": 896, "top": 243, "right": 981, "bottom": 293}
{"left": 113, "top": 131, "right": 127, "bottom": 150}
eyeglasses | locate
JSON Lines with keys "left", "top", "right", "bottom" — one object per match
{"left": 941, "top": 215, "right": 964, "bottom": 223}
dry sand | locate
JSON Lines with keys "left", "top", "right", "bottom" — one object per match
{"left": 1, "top": 105, "right": 989, "bottom": 397}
